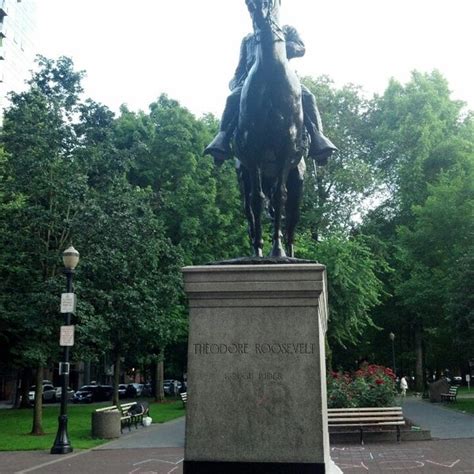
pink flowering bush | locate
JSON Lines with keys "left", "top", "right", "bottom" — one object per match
{"left": 327, "top": 364, "right": 397, "bottom": 408}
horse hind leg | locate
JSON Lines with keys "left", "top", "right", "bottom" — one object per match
{"left": 270, "top": 173, "right": 287, "bottom": 258}
{"left": 285, "top": 164, "right": 305, "bottom": 258}
{"left": 250, "top": 168, "right": 264, "bottom": 257}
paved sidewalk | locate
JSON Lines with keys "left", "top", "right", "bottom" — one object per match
{"left": 400, "top": 396, "right": 474, "bottom": 439}
{"left": 1, "top": 439, "right": 473, "bottom": 474}
{"left": 95, "top": 417, "right": 185, "bottom": 449}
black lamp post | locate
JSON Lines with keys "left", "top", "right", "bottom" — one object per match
{"left": 389, "top": 332, "right": 396, "bottom": 376}
{"left": 51, "top": 246, "right": 79, "bottom": 455}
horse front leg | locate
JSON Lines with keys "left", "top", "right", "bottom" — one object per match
{"left": 238, "top": 164, "right": 256, "bottom": 253}
{"left": 270, "top": 172, "right": 286, "bottom": 257}
{"left": 250, "top": 168, "right": 264, "bottom": 257}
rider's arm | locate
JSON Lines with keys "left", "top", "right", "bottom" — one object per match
{"left": 229, "top": 35, "right": 251, "bottom": 90}
{"left": 283, "top": 25, "right": 306, "bottom": 59}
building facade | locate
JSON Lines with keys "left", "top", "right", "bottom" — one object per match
{"left": 0, "top": 0, "right": 37, "bottom": 119}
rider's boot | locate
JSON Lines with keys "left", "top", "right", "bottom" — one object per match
{"left": 307, "top": 124, "right": 338, "bottom": 166}
{"left": 204, "top": 131, "right": 232, "bottom": 165}
{"left": 204, "top": 89, "right": 240, "bottom": 165}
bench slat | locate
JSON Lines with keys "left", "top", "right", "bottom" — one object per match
{"left": 328, "top": 411, "right": 402, "bottom": 417}
{"left": 329, "top": 421, "right": 405, "bottom": 428}
{"left": 329, "top": 417, "right": 403, "bottom": 423}
{"left": 328, "top": 407, "right": 402, "bottom": 412}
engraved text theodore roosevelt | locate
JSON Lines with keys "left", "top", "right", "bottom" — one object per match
{"left": 193, "top": 342, "right": 316, "bottom": 355}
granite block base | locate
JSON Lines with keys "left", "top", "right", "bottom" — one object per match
{"left": 182, "top": 264, "right": 338, "bottom": 471}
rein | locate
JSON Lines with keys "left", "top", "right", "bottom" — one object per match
{"left": 254, "top": 14, "right": 285, "bottom": 43}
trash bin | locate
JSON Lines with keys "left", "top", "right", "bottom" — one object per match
{"left": 91, "top": 410, "right": 121, "bottom": 439}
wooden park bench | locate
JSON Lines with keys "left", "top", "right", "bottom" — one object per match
{"left": 180, "top": 392, "right": 187, "bottom": 407}
{"left": 328, "top": 407, "right": 405, "bottom": 445}
{"left": 95, "top": 401, "right": 149, "bottom": 433}
{"left": 440, "top": 386, "right": 458, "bottom": 403}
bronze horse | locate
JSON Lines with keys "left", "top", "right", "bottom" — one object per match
{"left": 235, "top": 0, "right": 307, "bottom": 258}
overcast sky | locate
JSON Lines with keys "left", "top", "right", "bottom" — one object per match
{"left": 36, "top": 0, "right": 474, "bottom": 117}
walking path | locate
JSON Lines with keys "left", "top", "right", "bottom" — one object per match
{"left": 400, "top": 396, "right": 474, "bottom": 439}
{"left": 95, "top": 417, "right": 185, "bottom": 450}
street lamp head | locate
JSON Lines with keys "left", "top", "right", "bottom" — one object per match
{"left": 63, "top": 246, "right": 80, "bottom": 270}
{"left": 389, "top": 332, "right": 395, "bottom": 341}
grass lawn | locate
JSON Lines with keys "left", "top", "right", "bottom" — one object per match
{"left": 0, "top": 399, "right": 184, "bottom": 451}
{"left": 443, "top": 397, "right": 474, "bottom": 415}
{"left": 457, "top": 386, "right": 474, "bottom": 398}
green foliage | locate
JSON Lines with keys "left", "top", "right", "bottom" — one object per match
{"left": 296, "top": 233, "right": 385, "bottom": 348}
{"left": 328, "top": 365, "right": 397, "bottom": 408}
{"left": 300, "top": 77, "right": 380, "bottom": 238}
{"left": 117, "top": 97, "right": 248, "bottom": 265}
{"left": 73, "top": 177, "right": 185, "bottom": 360}
{"left": 0, "top": 57, "right": 89, "bottom": 370}
{"left": 360, "top": 70, "right": 474, "bottom": 382}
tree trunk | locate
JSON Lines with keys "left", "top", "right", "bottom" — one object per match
{"left": 31, "top": 366, "right": 44, "bottom": 435}
{"left": 414, "top": 323, "right": 424, "bottom": 392}
{"left": 13, "top": 369, "right": 22, "bottom": 409}
{"left": 154, "top": 358, "right": 164, "bottom": 403}
{"left": 19, "top": 368, "right": 32, "bottom": 409}
{"left": 113, "top": 354, "right": 121, "bottom": 407}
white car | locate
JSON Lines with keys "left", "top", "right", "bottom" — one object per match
{"left": 28, "top": 384, "right": 57, "bottom": 403}
{"left": 55, "top": 386, "right": 75, "bottom": 400}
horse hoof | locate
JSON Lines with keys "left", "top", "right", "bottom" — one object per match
{"left": 270, "top": 245, "right": 286, "bottom": 258}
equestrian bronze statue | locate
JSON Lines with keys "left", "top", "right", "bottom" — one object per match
{"left": 205, "top": 0, "right": 337, "bottom": 257}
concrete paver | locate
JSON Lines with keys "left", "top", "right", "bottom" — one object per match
{"left": 1, "top": 440, "right": 473, "bottom": 474}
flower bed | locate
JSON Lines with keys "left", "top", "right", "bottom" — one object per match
{"left": 328, "top": 364, "right": 397, "bottom": 408}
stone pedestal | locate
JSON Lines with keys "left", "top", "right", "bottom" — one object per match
{"left": 183, "top": 264, "right": 341, "bottom": 473}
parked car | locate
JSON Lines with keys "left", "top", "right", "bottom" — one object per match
{"left": 73, "top": 385, "right": 113, "bottom": 403}
{"left": 28, "top": 384, "right": 57, "bottom": 403}
{"left": 163, "top": 379, "right": 182, "bottom": 395}
{"left": 453, "top": 376, "right": 462, "bottom": 385}
{"left": 54, "top": 386, "right": 75, "bottom": 401}
{"left": 142, "top": 383, "right": 152, "bottom": 397}
{"left": 128, "top": 383, "right": 144, "bottom": 397}
{"left": 118, "top": 384, "right": 128, "bottom": 399}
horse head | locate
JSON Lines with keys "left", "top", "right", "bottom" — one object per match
{"left": 245, "top": 0, "right": 281, "bottom": 31}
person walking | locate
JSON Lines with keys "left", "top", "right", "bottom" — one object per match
{"left": 400, "top": 376, "right": 408, "bottom": 397}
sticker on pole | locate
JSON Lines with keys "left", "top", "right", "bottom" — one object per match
{"left": 59, "top": 362, "right": 70, "bottom": 375}
{"left": 60, "top": 325, "right": 75, "bottom": 347}
{"left": 60, "top": 293, "right": 77, "bottom": 314}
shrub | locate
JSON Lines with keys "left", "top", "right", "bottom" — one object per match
{"left": 327, "top": 372, "right": 357, "bottom": 408}
{"left": 327, "top": 364, "right": 397, "bottom": 408}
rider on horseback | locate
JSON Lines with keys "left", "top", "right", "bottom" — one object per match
{"left": 205, "top": 0, "right": 337, "bottom": 166}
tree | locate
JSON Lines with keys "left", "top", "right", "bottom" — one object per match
{"left": 121, "top": 95, "right": 249, "bottom": 265}
{"left": 0, "top": 56, "right": 88, "bottom": 433}
{"left": 362, "top": 71, "right": 473, "bottom": 388}
{"left": 296, "top": 232, "right": 385, "bottom": 361}
{"left": 73, "top": 178, "right": 185, "bottom": 405}
{"left": 300, "top": 77, "right": 380, "bottom": 240}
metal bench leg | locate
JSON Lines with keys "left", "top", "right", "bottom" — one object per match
{"left": 360, "top": 428, "right": 364, "bottom": 445}
{"left": 397, "top": 426, "right": 401, "bottom": 443}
